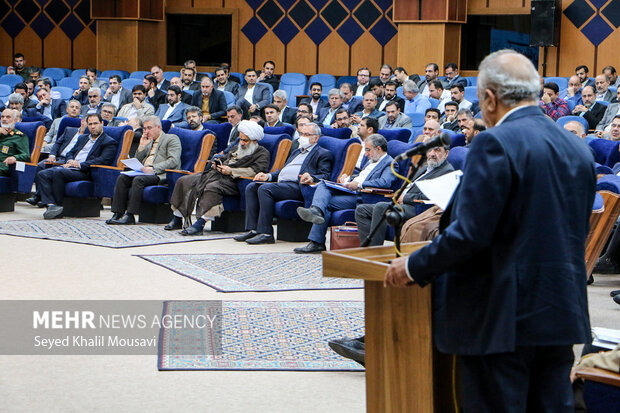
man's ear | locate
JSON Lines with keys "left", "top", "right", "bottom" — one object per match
{"left": 482, "top": 89, "right": 496, "bottom": 113}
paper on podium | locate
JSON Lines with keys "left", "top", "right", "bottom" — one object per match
{"left": 415, "top": 170, "right": 463, "bottom": 210}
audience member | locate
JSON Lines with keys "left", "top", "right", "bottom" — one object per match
{"left": 317, "top": 89, "right": 343, "bottom": 126}
{"left": 169, "top": 77, "right": 193, "bottom": 105}
{"left": 540, "top": 82, "right": 569, "bottom": 120}
{"left": 450, "top": 84, "right": 472, "bottom": 109}
{"left": 101, "top": 102, "right": 122, "bottom": 126}
{"left": 263, "top": 104, "right": 282, "bottom": 127}
{"left": 35, "top": 87, "right": 66, "bottom": 121}
{"left": 272, "top": 89, "right": 296, "bottom": 124}
{"left": 596, "top": 90, "right": 620, "bottom": 132}
{"left": 379, "top": 64, "right": 393, "bottom": 86}
{"left": 103, "top": 75, "right": 132, "bottom": 113}
{"left": 214, "top": 66, "right": 239, "bottom": 95}
{"left": 332, "top": 108, "right": 358, "bottom": 139}
{"left": 86, "top": 67, "right": 107, "bottom": 90}
{"left": 603, "top": 65, "right": 620, "bottom": 88}
{"left": 117, "top": 85, "right": 155, "bottom": 120}
{"left": 354, "top": 67, "right": 371, "bottom": 96}
{"left": 180, "top": 67, "right": 200, "bottom": 92}
{"left": 352, "top": 92, "right": 381, "bottom": 124}
{"left": 80, "top": 87, "right": 103, "bottom": 115}
{"left": 0, "top": 108, "right": 29, "bottom": 177}
{"left": 576, "top": 65, "right": 595, "bottom": 88}
{"left": 165, "top": 120, "right": 270, "bottom": 234}
{"left": 295, "top": 134, "right": 398, "bottom": 253}
{"left": 155, "top": 85, "right": 188, "bottom": 126}
{"left": 236, "top": 68, "right": 271, "bottom": 117}
{"left": 594, "top": 74, "right": 614, "bottom": 102}
{"left": 43, "top": 100, "right": 81, "bottom": 151}
{"left": 150, "top": 65, "right": 169, "bottom": 91}
{"left": 7, "top": 53, "right": 31, "bottom": 80}
{"left": 403, "top": 80, "right": 431, "bottom": 114}
{"left": 14, "top": 82, "right": 36, "bottom": 109}
{"left": 571, "top": 85, "right": 605, "bottom": 130}
{"left": 107, "top": 116, "right": 181, "bottom": 225}
{"left": 257, "top": 60, "right": 279, "bottom": 91}
{"left": 563, "top": 120, "right": 586, "bottom": 138}
{"left": 440, "top": 101, "right": 460, "bottom": 131}
{"left": 233, "top": 122, "right": 333, "bottom": 245}
{"left": 378, "top": 80, "right": 405, "bottom": 112}
{"left": 72, "top": 76, "right": 91, "bottom": 106}
{"left": 301, "top": 82, "right": 328, "bottom": 116}
{"left": 418, "top": 63, "right": 443, "bottom": 97}
{"left": 143, "top": 75, "right": 167, "bottom": 111}
{"left": 378, "top": 101, "right": 412, "bottom": 129}
{"left": 37, "top": 113, "right": 117, "bottom": 219}
{"left": 190, "top": 77, "right": 227, "bottom": 123}
{"left": 444, "top": 63, "right": 468, "bottom": 88}
{"left": 340, "top": 83, "right": 362, "bottom": 114}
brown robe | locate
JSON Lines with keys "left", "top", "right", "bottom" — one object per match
{"left": 170, "top": 144, "right": 270, "bottom": 219}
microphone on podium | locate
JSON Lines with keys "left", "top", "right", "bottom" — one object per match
{"left": 394, "top": 133, "right": 452, "bottom": 162}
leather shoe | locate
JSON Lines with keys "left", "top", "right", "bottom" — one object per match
{"left": 164, "top": 216, "right": 183, "bottom": 230}
{"left": 25, "top": 195, "right": 40, "bottom": 206}
{"left": 246, "top": 233, "right": 275, "bottom": 244}
{"left": 614, "top": 295, "right": 620, "bottom": 305}
{"left": 181, "top": 226, "right": 203, "bottom": 236}
{"left": 105, "top": 212, "right": 123, "bottom": 224}
{"left": 594, "top": 256, "right": 620, "bottom": 274}
{"left": 233, "top": 230, "right": 257, "bottom": 242}
{"left": 296, "top": 206, "right": 325, "bottom": 225}
{"left": 328, "top": 337, "right": 365, "bottom": 366}
{"left": 293, "top": 241, "right": 326, "bottom": 254}
{"left": 109, "top": 213, "right": 135, "bottom": 225}
{"left": 610, "top": 290, "right": 620, "bottom": 298}
{"left": 43, "top": 205, "right": 63, "bottom": 220}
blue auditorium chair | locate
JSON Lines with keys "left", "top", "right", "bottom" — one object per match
{"left": 336, "top": 76, "right": 357, "bottom": 88}
{"left": 429, "top": 98, "right": 440, "bottom": 108}
{"left": 308, "top": 74, "right": 336, "bottom": 94}
{"left": 447, "top": 146, "right": 468, "bottom": 171}
{"left": 265, "top": 124, "right": 295, "bottom": 137}
{"left": 222, "top": 90, "right": 235, "bottom": 107}
{"left": 212, "top": 133, "right": 293, "bottom": 232}
{"left": 43, "top": 68, "right": 67, "bottom": 82}
{"left": 52, "top": 86, "right": 74, "bottom": 102}
{"left": 379, "top": 128, "right": 411, "bottom": 143}
{"left": 58, "top": 77, "right": 80, "bottom": 90}
{"left": 543, "top": 77, "right": 568, "bottom": 90}
{"left": 0, "top": 84, "right": 11, "bottom": 100}
{"left": 449, "top": 133, "right": 466, "bottom": 148}
{"left": 122, "top": 78, "right": 142, "bottom": 90}
{"left": 274, "top": 137, "right": 362, "bottom": 241}
{"left": 163, "top": 71, "right": 178, "bottom": 81}
{"left": 589, "top": 138, "right": 620, "bottom": 167}
{"left": 101, "top": 70, "right": 129, "bottom": 80}
{"left": 465, "top": 76, "right": 477, "bottom": 86}
{"left": 0, "top": 121, "right": 46, "bottom": 211}
{"left": 320, "top": 126, "right": 352, "bottom": 140}
{"left": 130, "top": 71, "right": 150, "bottom": 79}
{"left": 0, "top": 74, "right": 23, "bottom": 88}
{"left": 279, "top": 73, "right": 307, "bottom": 102}
{"left": 161, "top": 120, "right": 172, "bottom": 133}
{"left": 576, "top": 367, "right": 620, "bottom": 413}
{"left": 408, "top": 112, "right": 425, "bottom": 128}
{"left": 65, "top": 126, "right": 134, "bottom": 217}
{"left": 596, "top": 163, "right": 613, "bottom": 175}
{"left": 230, "top": 72, "right": 244, "bottom": 85}
{"left": 202, "top": 122, "right": 232, "bottom": 152}
{"left": 137, "top": 129, "right": 216, "bottom": 223}
{"left": 464, "top": 86, "right": 478, "bottom": 103}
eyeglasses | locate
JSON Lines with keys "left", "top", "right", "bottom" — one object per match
{"left": 297, "top": 109, "right": 309, "bottom": 113}
{"left": 101, "top": 110, "right": 115, "bottom": 114}
{"left": 88, "top": 95, "right": 98, "bottom": 98}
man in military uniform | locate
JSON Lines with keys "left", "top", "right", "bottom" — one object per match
{"left": 0, "top": 109, "right": 30, "bottom": 176}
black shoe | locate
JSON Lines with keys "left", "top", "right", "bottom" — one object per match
{"left": 246, "top": 233, "right": 275, "bottom": 244}
{"left": 328, "top": 337, "right": 365, "bottom": 366}
{"left": 36, "top": 201, "right": 45, "bottom": 208}
{"left": 594, "top": 256, "right": 620, "bottom": 274}
{"left": 587, "top": 274, "right": 594, "bottom": 285}
{"left": 233, "top": 230, "right": 257, "bottom": 242}
{"left": 25, "top": 195, "right": 40, "bottom": 206}
{"left": 105, "top": 212, "right": 123, "bottom": 224}
{"left": 293, "top": 241, "right": 326, "bottom": 254}
{"left": 43, "top": 205, "right": 63, "bottom": 220}
{"left": 164, "top": 216, "right": 183, "bottom": 230}
{"left": 610, "top": 290, "right": 620, "bottom": 297}
{"left": 181, "top": 226, "right": 204, "bottom": 236}
{"left": 614, "top": 295, "right": 620, "bottom": 305}
{"left": 296, "top": 206, "right": 325, "bottom": 225}
{"left": 108, "top": 213, "right": 135, "bottom": 225}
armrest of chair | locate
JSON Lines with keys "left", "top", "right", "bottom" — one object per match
{"left": 576, "top": 367, "right": 620, "bottom": 387}
{"left": 361, "top": 187, "right": 394, "bottom": 196}
{"left": 164, "top": 169, "right": 192, "bottom": 174}
{"left": 90, "top": 165, "right": 124, "bottom": 170}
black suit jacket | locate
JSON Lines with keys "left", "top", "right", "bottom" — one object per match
{"left": 402, "top": 160, "right": 455, "bottom": 204}
{"left": 49, "top": 126, "right": 80, "bottom": 158}
{"left": 379, "top": 96, "right": 405, "bottom": 112}
{"left": 300, "top": 97, "right": 329, "bottom": 114}
{"left": 180, "top": 91, "right": 193, "bottom": 105}
{"left": 580, "top": 102, "right": 607, "bottom": 130}
{"left": 191, "top": 89, "right": 228, "bottom": 120}
{"left": 407, "top": 105, "right": 596, "bottom": 355}
{"left": 65, "top": 132, "right": 118, "bottom": 173}
{"left": 37, "top": 99, "right": 67, "bottom": 120}
{"left": 147, "top": 88, "right": 167, "bottom": 112}
{"left": 270, "top": 144, "right": 333, "bottom": 183}
{"left": 158, "top": 79, "right": 170, "bottom": 92}
{"left": 281, "top": 107, "right": 297, "bottom": 124}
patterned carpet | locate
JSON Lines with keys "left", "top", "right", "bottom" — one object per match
{"left": 138, "top": 253, "right": 364, "bottom": 292}
{"left": 0, "top": 219, "right": 234, "bottom": 248}
{"left": 159, "top": 300, "right": 365, "bottom": 371}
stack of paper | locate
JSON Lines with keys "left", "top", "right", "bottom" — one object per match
{"left": 121, "top": 158, "right": 155, "bottom": 176}
{"left": 592, "top": 327, "right": 620, "bottom": 349}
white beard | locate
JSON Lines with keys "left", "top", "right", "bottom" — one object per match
{"left": 1, "top": 123, "right": 14, "bottom": 130}
{"left": 236, "top": 141, "right": 258, "bottom": 158}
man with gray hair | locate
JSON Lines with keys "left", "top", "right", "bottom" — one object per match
{"left": 107, "top": 116, "right": 182, "bottom": 225}
{"left": 7, "top": 92, "right": 38, "bottom": 120}
{"left": 80, "top": 87, "right": 103, "bottom": 115}
{"left": 317, "top": 88, "right": 343, "bottom": 127}
{"left": 386, "top": 49, "right": 596, "bottom": 411}
{"left": 0, "top": 108, "right": 29, "bottom": 177}
{"left": 272, "top": 89, "right": 296, "bottom": 124}
{"left": 403, "top": 80, "right": 431, "bottom": 114}
{"left": 295, "top": 133, "right": 397, "bottom": 253}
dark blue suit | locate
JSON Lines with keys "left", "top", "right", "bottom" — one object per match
{"left": 406, "top": 105, "right": 596, "bottom": 411}
{"left": 244, "top": 144, "right": 333, "bottom": 235}
{"left": 191, "top": 89, "right": 227, "bottom": 122}
{"left": 37, "top": 132, "right": 117, "bottom": 205}
{"left": 36, "top": 99, "right": 67, "bottom": 120}
{"left": 307, "top": 154, "right": 398, "bottom": 244}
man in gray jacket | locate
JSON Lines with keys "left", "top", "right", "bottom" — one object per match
{"left": 107, "top": 116, "right": 181, "bottom": 225}
{"left": 378, "top": 101, "right": 413, "bottom": 129}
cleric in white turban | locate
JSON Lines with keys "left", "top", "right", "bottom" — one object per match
{"left": 166, "top": 119, "right": 271, "bottom": 235}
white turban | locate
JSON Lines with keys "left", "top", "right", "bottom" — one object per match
{"left": 237, "top": 120, "right": 264, "bottom": 141}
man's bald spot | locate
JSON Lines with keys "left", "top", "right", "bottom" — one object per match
{"left": 425, "top": 119, "right": 440, "bottom": 131}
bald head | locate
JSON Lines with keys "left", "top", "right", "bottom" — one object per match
{"left": 170, "top": 77, "right": 183, "bottom": 88}
{"left": 422, "top": 119, "right": 441, "bottom": 137}
{"left": 563, "top": 121, "right": 585, "bottom": 138}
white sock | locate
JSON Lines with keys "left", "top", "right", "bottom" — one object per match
{"left": 173, "top": 210, "right": 183, "bottom": 218}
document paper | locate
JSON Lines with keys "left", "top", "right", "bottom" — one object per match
{"left": 415, "top": 170, "right": 463, "bottom": 210}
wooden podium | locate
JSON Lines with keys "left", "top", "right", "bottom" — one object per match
{"left": 323, "top": 243, "right": 455, "bottom": 413}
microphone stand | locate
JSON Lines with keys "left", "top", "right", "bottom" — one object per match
{"left": 360, "top": 154, "right": 426, "bottom": 256}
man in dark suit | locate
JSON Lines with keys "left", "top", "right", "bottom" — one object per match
{"left": 169, "top": 77, "right": 193, "bottom": 105}
{"left": 317, "top": 89, "right": 343, "bottom": 127}
{"left": 385, "top": 50, "right": 596, "bottom": 412}
{"left": 378, "top": 81, "right": 405, "bottom": 112}
{"left": 300, "top": 82, "right": 329, "bottom": 118}
{"left": 576, "top": 64, "right": 595, "bottom": 89}
{"left": 191, "top": 77, "right": 227, "bottom": 123}
{"left": 14, "top": 82, "right": 37, "bottom": 109}
{"left": 263, "top": 104, "right": 283, "bottom": 127}
{"left": 181, "top": 67, "right": 201, "bottom": 92}
{"left": 234, "top": 122, "right": 334, "bottom": 245}
{"left": 572, "top": 85, "right": 606, "bottom": 130}
{"left": 80, "top": 88, "right": 103, "bottom": 116}
{"left": 103, "top": 75, "right": 132, "bottom": 114}
{"left": 214, "top": 66, "right": 239, "bottom": 96}
{"left": 7, "top": 93, "right": 51, "bottom": 128}
{"left": 155, "top": 85, "right": 189, "bottom": 126}
{"left": 26, "top": 120, "right": 88, "bottom": 206}
{"left": 444, "top": 62, "right": 468, "bottom": 89}
{"left": 257, "top": 60, "right": 279, "bottom": 91}
{"left": 295, "top": 134, "right": 399, "bottom": 253}
{"left": 150, "top": 65, "right": 169, "bottom": 92}
{"left": 340, "top": 83, "right": 363, "bottom": 115}
{"left": 355, "top": 139, "right": 453, "bottom": 246}
{"left": 144, "top": 75, "right": 167, "bottom": 112}
{"left": 236, "top": 68, "right": 272, "bottom": 118}
{"left": 272, "top": 89, "right": 296, "bottom": 124}
{"left": 34, "top": 88, "right": 66, "bottom": 120}
{"left": 37, "top": 113, "right": 118, "bottom": 219}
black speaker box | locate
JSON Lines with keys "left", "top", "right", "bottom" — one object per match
{"left": 530, "top": 0, "right": 561, "bottom": 47}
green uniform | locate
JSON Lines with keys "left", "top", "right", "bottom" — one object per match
{"left": 0, "top": 129, "right": 30, "bottom": 176}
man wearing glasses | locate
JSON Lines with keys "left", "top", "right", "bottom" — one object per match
{"left": 355, "top": 68, "right": 371, "bottom": 96}
{"left": 80, "top": 88, "right": 103, "bottom": 115}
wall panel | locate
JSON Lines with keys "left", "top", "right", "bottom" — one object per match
{"left": 351, "top": 32, "right": 382, "bottom": 77}
{"left": 72, "top": 29, "right": 97, "bottom": 70}
{"left": 15, "top": 27, "right": 42, "bottom": 67}
{"left": 317, "top": 32, "right": 349, "bottom": 77}
{"left": 286, "top": 33, "right": 316, "bottom": 75}
{"left": 255, "top": 31, "right": 285, "bottom": 72}
{"left": 0, "top": 29, "right": 13, "bottom": 65}
{"left": 43, "top": 28, "right": 72, "bottom": 69}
